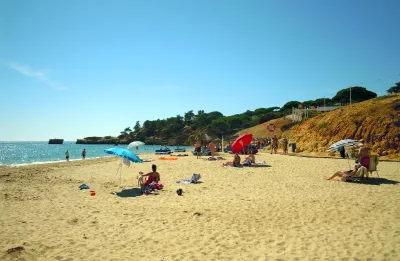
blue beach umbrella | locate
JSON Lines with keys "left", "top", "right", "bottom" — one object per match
{"left": 104, "top": 148, "right": 142, "bottom": 188}
{"left": 104, "top": 148, "right": 143, "bottom": 163}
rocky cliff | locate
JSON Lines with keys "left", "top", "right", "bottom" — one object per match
{"left": 239, "top": 95, "right": 400, "bottom": 159}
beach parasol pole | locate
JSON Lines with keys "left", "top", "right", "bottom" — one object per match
{"left": 221, "top": 135, "right": 224, "bottom": 155}
{"left": 117, "top": 159, "right": 123, "bottom": 188}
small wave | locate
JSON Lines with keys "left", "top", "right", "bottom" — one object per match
{"left": 8, "top": 156, "right": 111, "bottom": 167}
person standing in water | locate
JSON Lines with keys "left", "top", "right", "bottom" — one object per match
{"left": 65, "top": 150, "right": 69, "bottom": 162}
{"left": 82, "top": 149, "right": 86, "bottom": 160}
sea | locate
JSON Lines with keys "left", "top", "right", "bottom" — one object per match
{"left": 0, "top": 141, "right": 194, "bottom": 166}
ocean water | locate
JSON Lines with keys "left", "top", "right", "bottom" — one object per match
{"left": 0, "top": 142, "right": 194, "bottom": 166}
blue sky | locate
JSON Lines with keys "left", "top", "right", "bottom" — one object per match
{"left": 0, "top": 0, "right": 399, "bottom": 141}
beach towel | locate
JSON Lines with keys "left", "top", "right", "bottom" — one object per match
{"left": 154, "top": 183, "right": 164, "bottom": 190}
{"left": 176, "top": 173, "right": 201, "bottom": 184}
{"left": 158, "top": 157, "right": 178, "bottom": 160}
{"left": 223, "top": 164, "right": 243, "bottom": 168}
{"left": 243, "top": 161, "right": 268, "bottom": 167}
{"left": 141, "top": 158, "right": 154, "bottom": 162}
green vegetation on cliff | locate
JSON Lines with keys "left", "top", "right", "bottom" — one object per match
{"left": 77, "top": 86, "right": 383, "bottom": 145}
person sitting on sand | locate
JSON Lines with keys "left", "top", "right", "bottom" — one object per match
{"left": 242, "top": 154, "right": 255, "bottom": 165}
{"left": 141, "top": 164, "right": 160, "bottom": 185}
{"left": 223, "top": 154, "right": 241, "bottom": 167}
{"left": 327, "top": 163, "right": 362, "bottom": 182}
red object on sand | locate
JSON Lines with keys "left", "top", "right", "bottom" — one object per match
{"left": 231, "top": 134, "right": 253, "bottom": 154}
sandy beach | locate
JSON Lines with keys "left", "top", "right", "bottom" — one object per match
{"left": 1, "top": 152, "right": 399, "bottom": 260}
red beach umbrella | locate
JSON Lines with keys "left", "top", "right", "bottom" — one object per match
{"left": 231, "top": 134, "right": 253, "bottom": 154}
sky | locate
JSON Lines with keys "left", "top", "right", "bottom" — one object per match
{"left": 0, "top": 0, "right": 399, "bottom": 141}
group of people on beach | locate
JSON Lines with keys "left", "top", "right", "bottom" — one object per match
{"left": 270, "top": 135, "right": 291, "bottom": 155}
{"left": 327, "top": 146, "right": 372, "bottom": 182}
{"left": 131, "top": 137, "right": 373, "bottom": 197}
{"left": 65, "top": 149, "right": 86, "bottom": 161}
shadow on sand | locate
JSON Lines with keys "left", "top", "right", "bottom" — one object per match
{"left": 351, "top": 177, "right": 399, "bottom": 186}
{"left": 116, "top": 188, "right": 143, "bottom": 198}
{"left": 243, "top": 165, "right": 272, "bottom": 168}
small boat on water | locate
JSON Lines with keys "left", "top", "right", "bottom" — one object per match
{"left": 155, "top": 149, "right": 172, "bottom": 155}
{"left": 49, "top": 138, "right": 64, "bottom": 144}
{"left": 174, "top": 148, "right": 186, "bottom": 152}
{"left": 192, "top": 149, "right": 211, "bottom": 156}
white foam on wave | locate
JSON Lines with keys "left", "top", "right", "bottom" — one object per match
{"left": 8, "top": 156, "right": 112, "bottom": 167}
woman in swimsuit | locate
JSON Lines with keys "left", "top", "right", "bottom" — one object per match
{"left": 141, "top": 164, "right": 160, "bottom": 185}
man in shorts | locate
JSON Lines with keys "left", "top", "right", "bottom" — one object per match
{"left": 195, "top": 138, "right": 201, "bottom": 159}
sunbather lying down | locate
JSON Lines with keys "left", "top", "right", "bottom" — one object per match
{"left": 243, "top": 161, "right": 268, "bottom": 167}
{"left": 205, "top": 156, "right": 226, "bottom": 161}
{"left": 327, "top": 163, "right": 365, "bottom": 182}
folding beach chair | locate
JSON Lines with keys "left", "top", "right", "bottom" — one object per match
{"left": 366, "top": 155, "right": 379, "bottom": 178}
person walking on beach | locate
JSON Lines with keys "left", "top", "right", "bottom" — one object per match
{"left": 282, "top": 137, "right": 288, "bottom": 154}
{"left": 209, "top": 141, "right": 216, "bottom": 158}
{"left": 271, "top": 135, "right": 278, "bottom": 154}
{"left": 82, "top": 149, "right": 86, "bottom": 160}
{"left": 195, "top": 138, "right": 201, "bottom": 159}
{"left": 65, "top": 150, "right": 69, "bottom": 162}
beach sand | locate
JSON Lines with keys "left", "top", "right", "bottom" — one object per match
{"left": 1, "top": 152, "right": 399, "bottom": 260}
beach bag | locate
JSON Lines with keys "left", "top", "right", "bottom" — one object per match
{"left": 79, "top": 184, "right": 90, "bottom": 190}
{"left": 191, "top": 173, "right": 201, "bottom": 183}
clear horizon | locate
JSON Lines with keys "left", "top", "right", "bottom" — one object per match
{"left": 1, "top": 0, "right": 399, "bottom": 141}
